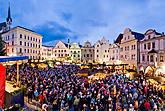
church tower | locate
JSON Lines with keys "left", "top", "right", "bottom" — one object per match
{"left": 6, "top": 2, "right": 12, "bottom": 30}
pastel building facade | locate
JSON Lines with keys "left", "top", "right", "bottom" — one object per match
{"left": 94, "top": 37, "right": 110, "bottom": 63}
{"left": 70, "top": 43, "right": 81, "bottom": 63}
{"left": 139, "top": 29, "right": 165, "bottom": 71}
{"left": 119, "top": 28, "right": 144, "bottom": 68}
{"left": 81, "top": 41, "right": 95, "bottom": 63}
{"left": 41, "top": 45, "right": 53, "bottom": 60}
{"left": 1, "top": 26, "right": 42, "bottom": 59}
{"left": 109, "top": 43, "right": 120, "bottom": 64}
{"left": 53, "top": 41, "right": 70, "bottom": 60}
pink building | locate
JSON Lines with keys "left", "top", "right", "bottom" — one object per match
{"left": 139, "top": 29, "right": 165, "bottom": 73}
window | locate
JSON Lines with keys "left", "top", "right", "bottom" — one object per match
{"left": 78, "top": 55, "right": 80, "bottom": 57}
{"left": 59, "top": 50, "right": 60, "bottom": 52}
{"left": 12, "top": 41, "right": 14, "bottom": 45}
{"left": 39, "top": 39, "right": 40, "bottom": 43}
{"left": 36, "top": 44, "right": 37, "bottom": 48}
{"left": 28, "top": 36, "right": 29, "bottom": 40}
{"left": 61, "top": 54, "right": 63, "bottom": 57}
{"left": 125, "top": 47, "right": 127, "bottom": 51}
{"left": 148, "top": 43, "right": 151, "bottom": 50}
{"left": 84, "top": 54, "right": 86, "bottom": 57}
{"left": 148, "top": 35, "right": 151, "bottom": 39}
{"left": 91, "top": 54, "right": 92, "bottom": 57}
{"left": 24, "top": 35, "right": 26, "bottom": 39}
{"left": 152, "top": 42, "right": 155, "bottom": 49}
{"left": 64, "top": 50, "right": 66, "bottom": 52}
{"left": 160, "top": 55, "right": 164, "bottom": 62}
{"left": 107, "top": 55, "right": 108, "bottom": 58}
{"left": 97, "top": 55, "right": 99, "bottom": 57}
{"left": 104, "top": 55, "right": 105, "bottom": 58}
{"left": 12, "top": 48, "right": 14, "bottom": 52}
{"left": 78, "top": 51, "right": 80, "bottom": 53}
{"left": 74, "top": 55, "right": 76, "bottom": 57}
{"left": 55, "top": 54, "right": 56, "bottom": 56}
{"left": 27, "top": 49, "right": 29, "bottom": 53}
{"left": 87, "top": 54, "right": 89, "bottom": 57}
{"left": 142, "top": 55, "right": 145, "bottom": 61}
{"left": 89, "top": 49, "right": 91, "bottom": 52}
{"left": 144, "top": 44, "right": 146, "bottom": 50}
{"left": 20, "top": 34, "right": 22, "bottom": 38}
{"left": 97, "top": 50, "right": 99, "bottom": 52}
{"left": 31, "top": 37, "right": 32, "bottom": 41}
{"left": 127, "top": 46, "right": 129, "bottom": 51}
{"left": 97, "top": 45, "right": 99, "bottom": 47}
{"left": 12, "top": 34, "right": 14, "bottom": 39}
{"left": 24, "top": 42, "right": 26, "bottom": 46}
{"left": 31, "top": 43, "right": 32, "bottom": 47}
{"left": 59, "top": 54, "right": 60, "bottom": 57}
{"left": 150, "top": 55, "right": 154, "bottom": 62}
{"left": 105, "top": 50, "right": 107, "bottom": 53}
{"left": 24, "top": 49, "right": 26, "bottom": 53}
{"left": 55, "top": 50, "right": 57, "bottom": 52}
{"left": 121, "top": 47, "right": 123, "bottom": 52}
{"left": 20, "top": 41, "right": 22, "bottom": 45}
{"left": 33, "top": 38, "right": 35, "bottom": 41}
{"left": 20, "top": 48, "right": 22, "bottom": 53}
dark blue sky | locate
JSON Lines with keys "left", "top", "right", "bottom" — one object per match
{"left": 1, "top": 0, "right": 165, "bottom": 46}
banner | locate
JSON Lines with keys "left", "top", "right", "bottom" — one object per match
{"left": 0, "top": 64, "right": 6, "bottom": 108}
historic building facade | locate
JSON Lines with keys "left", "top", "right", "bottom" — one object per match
{"left": 1, "top": 26, "right": 42, "bottom": 59}
{"left": 53, "top": 41, "right": 70, "bottom": 60}
{"left": 70, "top": 43, "right": 81, "bottom": 63}
{"left": 41, "top": 45, "right": 53, "bottom": 60}
{"left": 119, "top": 28, "right": 144, "bottom": 69}
{"left": 94, "top": 37, "right": 110, "bottom": 63}
{"left": 139, "top": 29, "right": 165, "bottom": 71}
{"left": 81, "top": 41, "right": 94, "bottom": 63}
{"left": 109, "top": 43, "right": 120, "bottom": 64}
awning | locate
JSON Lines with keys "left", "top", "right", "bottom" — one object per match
{"left": 0, "top": 56, "right": 28, "bottom": 62}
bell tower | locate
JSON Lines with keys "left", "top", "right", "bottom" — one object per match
{"left": 6, "top": 2, "right": 12, "bottom": 30}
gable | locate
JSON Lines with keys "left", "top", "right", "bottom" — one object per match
{"left": 55, "top": 41, "right": 67, "bottom": 49}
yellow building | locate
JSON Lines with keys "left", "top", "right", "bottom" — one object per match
{"left": 70, "top": 43, "right": 82, "bottom": 63}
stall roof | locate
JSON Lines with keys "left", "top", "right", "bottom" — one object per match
{"left": 0, "top": 56, "right": 29, "bottom": 62}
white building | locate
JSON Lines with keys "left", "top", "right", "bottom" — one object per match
{"left": 53, "top": 41, "right": 70, "bottom": 61}
{"left": 94, "top": 37, "right": 110, "bottom": 63}
{"left": 109, "top": 43, "right": 120, "bottom": 64}
{"left": 1, "top": 26, "right": 42, "bottom": 59}
{"left": 70, "top": 43, "right": 81, "bottom": 63}
{"left": 81, "top": 41, "right": 94, "bottom": 63}
{"left": 139, "top": 29, "right": 165, "bottom": 72}
{"left": 41, "top": 45, "right": 53, "bottom": 60}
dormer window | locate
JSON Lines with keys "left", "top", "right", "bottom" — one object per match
{"left": 128, "top": 36, "right": 130, "bottom": 39}
{"left": 148, "top": 35, "right": 151, "bottom": 39}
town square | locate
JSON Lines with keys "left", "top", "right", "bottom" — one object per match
{"left": 0, "top": 0, "right": 165, "bottom": 111}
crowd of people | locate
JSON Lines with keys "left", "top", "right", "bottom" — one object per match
{"left": 6, "top": 63, "right": 165, "bottom": 111}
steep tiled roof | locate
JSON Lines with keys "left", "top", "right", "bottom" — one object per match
{"left": 114, "top": 33, "right": 123, "bottom": 44}
{"left": 131, "top": 31, "right": 144, "bottom": 41}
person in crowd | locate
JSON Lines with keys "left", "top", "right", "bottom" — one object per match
{"left": 6, "top": 63, "right": 165, "bottom": 111}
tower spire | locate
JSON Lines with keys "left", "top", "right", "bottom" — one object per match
{"left": 6, "top": 2, "right": 12, "bottom": 30}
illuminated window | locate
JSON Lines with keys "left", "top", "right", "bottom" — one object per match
{"left": 160, "top": 55, "right": 164, "bottom": 62}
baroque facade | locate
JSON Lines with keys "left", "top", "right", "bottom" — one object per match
{"left": 139, "top": 29, "right": 165, "bottom": 71}
{"left": 94, "top": 37, "right": 110, "bottom": 63}
{"left": 119, "top": 28, "right": 144, "bottom": 69}
{"left": 81, "top": 41, "right": 94, "bottom": 63}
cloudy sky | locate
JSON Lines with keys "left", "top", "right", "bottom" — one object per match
{"left": 1, "top": 0, "right": 165, "bottom": 46}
